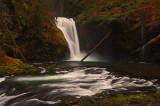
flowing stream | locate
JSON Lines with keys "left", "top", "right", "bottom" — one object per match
{"left": 0, "top": 62, "right": 160, "bottom": 106}
{"left": 0, "top": 18, "right": 159, "bottom": 106}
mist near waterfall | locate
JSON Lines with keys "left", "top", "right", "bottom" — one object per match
{"left": 55, "top": 17, "right": 100, "bottom": 61}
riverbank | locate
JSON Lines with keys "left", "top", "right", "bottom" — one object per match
{"left": 60, "top": 91, "right": 160, "bottom": 106}
{"left": 107, "top": 63, "right": 160, "bottom": 80}
{"left": 1, "top": 60, "right": 160, "bottom": 80}
{"left": 0, "top": 62, "right": 160, "bottom": 106}
{"left": 0, "top": 56, "right": 40, "bottom": 76}
{"left": 31, "top": 62, "right": 160, "bottom": 106}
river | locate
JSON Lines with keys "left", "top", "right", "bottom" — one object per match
{"left": 0, "top": 61, "right": 159, "bottom": 106}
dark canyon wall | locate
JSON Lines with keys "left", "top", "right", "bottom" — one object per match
{"left": 0, "top": 0, "right": 68, "bottom": 62}
{"left": 76, "top": 0, "right": 160, "bottom": 63}
{"left": 45, "top": 0, "right": 160, "bottom": 62}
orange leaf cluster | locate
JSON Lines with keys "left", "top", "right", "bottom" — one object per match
{"left": 1, "top": 56, "right": 16, "bottom": 66}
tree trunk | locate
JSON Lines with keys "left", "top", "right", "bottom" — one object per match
{"left": 0, "top": 16, "right": 27, "bottom": 63}
{"left": 80, "top": 29, "right": 112, "bottom": 62}
{"left": 141, "top": 19, "right": 145, "bottom": 61}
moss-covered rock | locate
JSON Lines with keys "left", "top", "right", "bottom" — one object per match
{"left": 60, "top": 91, "right": 160, "bottom": 106}
{"left": 77, "top": 0, "right": 160, "bottom": 63}
{"left": 0, "top": 56, "right": 40, "bottom": 76}
{"left": 46, "top": 64, "right": 73, "bottom": 73}
{"left": 46, "top": 64, "right": 57, "bottom": 73}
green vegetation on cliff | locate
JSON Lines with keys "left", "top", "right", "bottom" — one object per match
{"left": 0, "top": 0, "right": 68, "bottom": 62}
{"left": 78, "top": 0, "right": 160, "bottom": 25}
{"left": 0, "top": 47, "right": 39, "bottom": 76}
{"left": 1, "top": 0, "right": 160, "bottom": 64}
{"left": 75, "top": 0, "right": 160, "bottom": 62}
{"left": 0, "top": 0, "right": 68, "bottom": 75}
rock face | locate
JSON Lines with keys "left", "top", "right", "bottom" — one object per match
{"left": 46, "top": 0, "right": 64, "bottom": 16}
{"left": 1, "top": 0, "right": 160, "bottom": 63}
{"left": 46, "top": 0, "right": 83, "bottom": 17}
{"left": 0, "top": 0, "right": 13, "bottom": 31}
{"left": 0, "top": 0, "right": 16, "bottom": 57}
{"left": 77, "top": 20, "right": 160, "bottom": 62}
{"left": 77, "top": 21, "right": 132, "bottom": 61}
{"left": 0, "top": 0, "right": 68, "bottom": 62}
{"left": 76, "top": 0, "right": 160, "bottom": 63}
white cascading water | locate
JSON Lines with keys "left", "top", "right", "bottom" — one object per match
{"left": 0, "top": 67, "right": 159, "bottom": 106}
{"left": 55, "top": 17, "right": 81, "bottom": 60}
{"left": 55, "top": 17, "right": 99, "bottom": 61}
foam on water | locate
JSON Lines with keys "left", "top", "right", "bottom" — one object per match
{"left": 55, "top": 17, "right": 99, "bottom": 61}
{"left": 0, "top": 77, "right": 6, "bottom": 83}
{"left": 0, "top": 67, "right": 159, "bottom": 105}
{"left": 13, "top": 67, "right": 159, "bottom": 97}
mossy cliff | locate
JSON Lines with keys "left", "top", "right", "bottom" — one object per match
{"left": 0, "top": 0, "right": 69, "bottom": 75}
{"left": 75, "top": 0, "right": 160, "bottom": 62}
{"left": 1, "top": 0, "right": 160, "bottom": 63}
{"left": 0, "top": 0, "right": 68, "bottom": 62}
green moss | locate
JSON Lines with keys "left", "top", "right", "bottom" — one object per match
{"left": 61, "top": 65, "right": 73, "bottom": 70}
{"left": 0, "top": 64, "right": 40, "bottom": 76}
{"left": 0, "top": 58, "right": 40, "bottom": 76}
{"left": 77, "top": 0, "right": 146, "bottom": 24}
{"left": 104, "top": 16, "right": 116, "bottom": 21}
{"left": 46, "top": 64, "right": 57, "bottom": 72}
{"left": 0, "top": 66, "right": 9, "bottom": 75}
{"left": 62, "top": 97, "right": 80, "bottom": 105}
{"left": 121, "top": 3, "right": 130, "bottom": 8}
{"left": 61, "top": 91, "right": 160, "bottom": 105}
{"left": 113, "top": 94, "right": 150, "bottom": 105}
{"left": 46, "top": 64, "right": 73, "bottom": 73}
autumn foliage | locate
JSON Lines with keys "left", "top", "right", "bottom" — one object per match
{"left": 78, "top": 0, "right": 160, "bottom": 28}
{"left": 0, "top": 0, "right": 68, "bottom": 61}
{"left": 77, "top": 0, "right": 160, "bottom": 62}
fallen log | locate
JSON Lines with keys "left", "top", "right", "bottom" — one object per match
{"left": 80, "top": 29, "right": 112, "bottom": 62}
{"left": 132, "top": 34, "right": 160, "bottom": 54}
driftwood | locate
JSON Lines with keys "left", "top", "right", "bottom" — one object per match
{"left": 80, "top": 29, "right": 112, "bottom": 62}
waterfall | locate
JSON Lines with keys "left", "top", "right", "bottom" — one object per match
{"left": 55, "top": 17, "right": 81, "bottom": 60}
{"left": 55, "top": 17, "right": 99, "bottom": 61}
